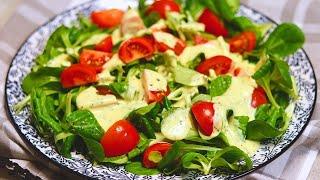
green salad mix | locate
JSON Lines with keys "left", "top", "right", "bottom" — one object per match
{"left": 15, "top": 0, "right": 304, "bottom": 176}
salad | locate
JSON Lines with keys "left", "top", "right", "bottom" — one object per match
{"left": 15, "top": 0, "right": 305, "bottom": 176}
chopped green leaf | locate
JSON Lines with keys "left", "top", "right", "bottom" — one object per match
{"left": 56, "top": 134, "right": 76, "bottom": 158}
{"left": 273, "top": 90, "right": 290, "bottom": 108}
{"left": 234, "top": 116, "right": 249, "bottom": 136}
{"left": 182, "top": 152, "right": 211, "bottom": 174}
{"left": 127, "top": 134, "right": 150, "bottom": 159}
{"left": 22, "top": 67, "right": 63, "bottom": 94}
{"left": 125, "top": 162, "right": 160, "bottom": 175}
{"left": 30, "top": 89, "right": 62, "bottom": 136}
{"left": 209, "top": 75, "right": 232, "bottom": 97}
{"left": 188, "top": 53, "right": 205, "bottom": 69}
{"left": 214, "top": 0, "right": 237, "bottom": 21}
{"left": 252, "top": 60, "right": 274, "bottom": 79}
{"left": 66, "top": 110, "right": 104, "bottom": 141}
{"left": 246, "top": 120, "right": 282, "bottom": 141}
{"left": 138, "top": 0, "right": 160, "bottom": 27}
{"left": 255, "top": 104, "right": 286, "bottom": 128}
{"left": 82, "top": 137, "right": 105, "bottom": 162}
{"left": 272, "top": 57, "right": 293, "bottom": 88}
{"left": 102, "top": 155, "right": 128, "bottom": 164}
{"left": 129, "top": 112, "right": 157, "bottom": 139}
{"left": 262, "top": 23, "right": 305, "bottom": 58}
{"left": 162, "top": 97, "right": 172, "bottom": 110}
{"left": 107, "top": 82, "right": 127, "bottom": 97}
{"left": 183, "top": 0, "right": 205, "bottom": 19}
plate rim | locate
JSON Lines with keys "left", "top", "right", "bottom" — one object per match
{"left": 4, "top": 1, "right": 318, "bottom": 179}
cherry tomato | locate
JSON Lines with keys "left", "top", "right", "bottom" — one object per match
{"left": 91, "top": 9, "right": 124, "bottom": 28}
{"left": 196, "top": 55, "right": 232, "bottom": 76}
{"left": 155, "top": 42, "right": 169, "bottom": 52}
{"left": 191, "top": 101, "right": 215, "bottom": 136}
{"left": 118, "top": 37, "right": 155, "bottom": 63}
{"left": 155, "top": 39, "right": 186, "bottom": 55}
{"left": 194, "top": 34, "right": 209, "bottom": 45}
{"left": 147, "top": 87, "right": 170, "bottom": 103}
{"left": 95, "top": 36, "right": 113, "bottom": 53}
{"left": 198, "top": 8, "right": 228, "bottom": 37}
{"left": 60, "top": 64, "right": 97, "bottom": 89}
{"left": 100, "top": 120, "right": 140, "bottom": 157}
{"left": 147, "top": 0, "right": 180, "bottom": 19}
{"left": 173, "top": 39, "right": 186, "bottom": 55}
{"left": 251, "top": 87, "right": 268, "bottom": 108}
{"left": 143, "top": 142, "right": 172, "bottom": 168}
{"left": 229, "top": 31, "right": 256, "bottom": 54}
{"left": 79, "top": 49, "right": 112, "bottom": 72}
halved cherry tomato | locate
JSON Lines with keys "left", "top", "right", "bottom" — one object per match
{"left": 191, "top": 101, "right": 215, "bottom": 136}
{"left": 194, "top": 34, "right": 209, "bottom": 45}
{"left": 79, "top": 49, "right": 112, "bottom": 72}
{"left": 147, "top": 0, "right": 180, "bottom": 19}
{"left": 60, "top": 64, "right": 97, "bottom": 89}
{"left": 251, "top": 87, "right": 268, "bottom": 108}
{"left": 118, "top": 37, "right": 155, "bottom": 63}
{"left": 155, "top": 39, "right": 186, "bottom": 55}
{"left": 147, "top": 87, "right": 170, "bottom": 103}
{"left": 196, "top": 55, "right": 232, "bottom": 76}
{"left": 100, "top": 120, "right": 140, "bottom": 157}
{"left": 91, "top": 9, "right": 124, "bottom": 28}
{"left": 143, "top": 142, "right": 172, "bottom": 168}
{"left": 155, "top": 42, "right": 169, "bottom": 52}
{"left": 96, "top": 86, "right": 113, "bottom": 95}
{"left": 198, "top": 8, "right": 228, "bottom": 37}
{"left": 95, "top": 36, "right": 113, "bottom": 53}
{"left": 173, "top": 39, "right": 186, "bottom": 55}
{"left": 229, "top": 31, "right": 256, "bottom": 54}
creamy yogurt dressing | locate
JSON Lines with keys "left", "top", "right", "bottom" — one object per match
{"left": 178, "top": 37, "right": 256, "bottom": 76}
{"left": 212, "top": 76, "right": 257, "bottom": 121}
{"left": 198, "top": 76, "right": 258, "bottom": 154}
{"left": 98, "top": 54, "right": 125, "bottom": 85}
{"left": 76, "top": 86, "right": 117, "bottom": 109}
{"left": 224, "top": 117, "right": 260, "bottom": 156}
{"left": 78, "top": 28, "right": 262, "bottom": 155}
{"left": 81, "top": 33, "right": 109, "bottom": 46}
{"left": 161, "top": 108, "right": 195, "bottom": 141}
{"left": 88, "top": 100, "right": 146, "bottom": 131}
{"left": 46, "top": 54, "right": 72, "bottom": 67}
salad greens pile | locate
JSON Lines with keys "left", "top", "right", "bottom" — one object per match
{"left": 15, "top": 0, "right": 304, "bottom": 176}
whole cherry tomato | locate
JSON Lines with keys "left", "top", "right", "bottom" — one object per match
{"left": 142, "top": 142, "right": 172, "bottom": 168}
{"left": 100, "top": 120, "right": 140, "bottom": 157}
{"left": 251, "top": 86, "right": 268, "bottom": 108}
{"left": 191, "top": 101, "right": 215, "bottom": 136}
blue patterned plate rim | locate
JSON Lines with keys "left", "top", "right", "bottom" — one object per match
{"left": 4, "top": 0, "right": 317, "bottom": 179}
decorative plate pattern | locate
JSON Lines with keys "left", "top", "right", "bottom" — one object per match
{"left": 5, "top": 0, "right": 317, "bottom": 179}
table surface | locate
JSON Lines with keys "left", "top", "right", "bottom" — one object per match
{"left": 0, "top": 0, "right": 319, "bottom": 179}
